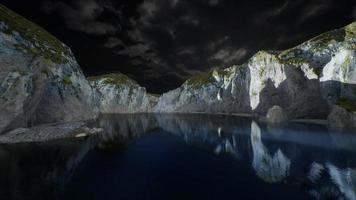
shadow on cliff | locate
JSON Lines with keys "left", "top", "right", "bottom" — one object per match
{"left": 214, "top": 64, "right": 252, "bottom": 114}
{"left": 253, "top": 65, "right": 356, "bottom": 119}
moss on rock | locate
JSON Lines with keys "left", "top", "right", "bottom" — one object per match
{"left": 62, "top": 75, "right": 72, "bottom": 85}
{"left": 88, "top": 73, "right": 138, "bottom": 87}
{"left": 336, "top": 98, "right": 356, "bottom": 112}
{"left": 186, "top": 71, "right": 216, "bottom": 89}
{"left": 345, "top": 21, "right": 356, "bottom": 40}
{"left": 0, "top": 4, "right": 71, "bottom": 63}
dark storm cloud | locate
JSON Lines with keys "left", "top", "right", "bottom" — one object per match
{"left": 103, "top": 37, "right": 125, "bottom": 48}
{"left": 208, "top": 0, "right": 220, "bottom": 6}
{"left": 177, "top": 47, "right": 196, "bottom": 56}
{"left": 352, "top": 6, "right": 356, "bottom": 19}
{"left": 115, "top": 0, "right": 233, "bottom": 84}
{"left": 210, "top": 48, "right": 248, "bottom": 65}
{"left": 208, "top": 35, "right": 230, "bottom": 50}
{"left": 253, "top": 1, "right": 289, "bottom": 25}
{"left": 298, "top": 0, "right": 334, "bottom": 24}
{"left": 42, "top": 0, "right": 121, "bottom": 35}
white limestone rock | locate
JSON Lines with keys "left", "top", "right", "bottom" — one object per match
{"left": 154, "top": 21, "right": 356, "bottom": 120}
{"left": 0, "top": 4, "right": 97, "bottom": 133}
{"left": 89, "top": 73, "right": 158, "bottom": 113}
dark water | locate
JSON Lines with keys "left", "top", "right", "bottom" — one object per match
{"left": 1, "top": 114, "right": 356, "bottom": 200}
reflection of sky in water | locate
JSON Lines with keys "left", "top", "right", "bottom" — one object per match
{"left": 0, "top": 114, "right": 356, "bottom": 199}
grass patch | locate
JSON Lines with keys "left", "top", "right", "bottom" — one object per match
{"left": 186, "top": 71, "right": 215, "bottom": 89}
{"left": 0, "top": 4, "right": 71, "bottom": 63}
{"left": 88, "top": 73, "right": 138, "bottom": 87}
{"left": 62, "top": 75, "right": 72, "bottom": 85}
{"left": 336, "top": 98, "right": 356, "bottom": 112}
{"left": 345, "top": 21, "right": 356, "bottom": 40}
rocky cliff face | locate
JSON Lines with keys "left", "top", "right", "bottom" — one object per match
{"left": 0, "top": 4, "right": 97, "bottom": 133}
{"left": 155, "top": 22, "right": 356, "bottom": 120}
{"left": 1, "top": 3, "right": 356, "bottom": 134}
{"left": 89, "top": 73, "right": 158, "bottom": 113}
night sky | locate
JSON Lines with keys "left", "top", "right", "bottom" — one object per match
{"left": 1, "top": 0, "right": 356, "bottom": 93}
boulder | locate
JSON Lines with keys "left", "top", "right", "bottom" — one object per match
{"left": 266, "top": 105, "right": 287, "bottom": 123}
{"left": 327, "top": 105, "right": 356, "bottom": 128}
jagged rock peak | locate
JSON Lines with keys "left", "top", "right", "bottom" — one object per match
{"left": 88, "top": 73, "right": 139, "bottom": 88}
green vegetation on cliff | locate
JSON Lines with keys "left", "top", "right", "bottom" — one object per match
{"left": 186, "top": 71, "right": 216, "bottom": 89}
{"left": 345, "top": 21, "right": 356, "bottom": 40}
{"left": 336, "top": 98, "right": 356, "bottom": 112}
{"left": 88, "top": 73, "right": 138, "bottom": 87}
{"left": 0, "top": 4, "right": 71, "bottom": 63}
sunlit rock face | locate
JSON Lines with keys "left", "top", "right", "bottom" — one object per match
{"left": 154, "top": 66, "right": 252, "bottom": 113}
{"left": 154, "top": 22, "right": 356, "bottom": 120}
{"left": 89, "top": 73, "right": 158, "bottom": 113}
{"left": 0, "top": 5, "right": 97, "bottom": 133}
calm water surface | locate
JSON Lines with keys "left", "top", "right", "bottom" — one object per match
{"left": 1, "top": 114, "right": 356, "bottom": 200}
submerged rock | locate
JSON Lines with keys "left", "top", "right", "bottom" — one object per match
{"left": 266, "top": 105, "right": 287, "bottom": 123}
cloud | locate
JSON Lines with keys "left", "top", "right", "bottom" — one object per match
{"left": 298, "top": 1, "right": 333, "bottom": 23}
{"left": 170, "top": 0, "right": 180, "bottom": 7}
{"left": 209, "top": 35, "right": 230, "bottom": 50}
{"left": 127, "top": 28, "right": 146, "bottom": 42}
{"left": 177, "top": 47, "right": 195, "bottom": 55}
{"left": 136, "top": 0, "right": 160, "bottom": 27}
{"left": 115, "top": 43, "right": 151, "bottom": 57}
{"left": 180, "top": 15, "right": 200, "bottom": 26}
{"left": 208, "top": 0, "right": 220, "bottom": 6}
{"left": 104, "top": 37, "right": 126, "bottom": 48}
{"left": 211, "top": 48, "right": 248, "bottom": 64}
{"left": 42, "top": 0, "right": 120, "bottom": 35}
{"left": 254, "top": 1, "right": 289, "bottom": 25}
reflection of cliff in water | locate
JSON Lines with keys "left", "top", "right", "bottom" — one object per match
{"left": 250, "top": 121, "right": 291, "bottom": 183}
{"left": 96, "top": 114, "right": 356, "bottom": 200}
{"left": 1, "top": 114, "right": 356, "bottom": 199}
{"left": 0, "top": 137, "right": 98, "bottom": 199}
{"left": 95, "top": 114, "right": 158, "bottom": 151}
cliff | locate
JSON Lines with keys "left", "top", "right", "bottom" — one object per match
{"left": 154, "top": 22, "right": 356, "bottom": 122}
{"left": 0, "top": 3, "right": 356, "bottom": 134}
{"left": 88, "top": 73, "right": 158, "bottom": 113}
{"left": 0, "top": 4, "right": 97, "bottom": 133}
